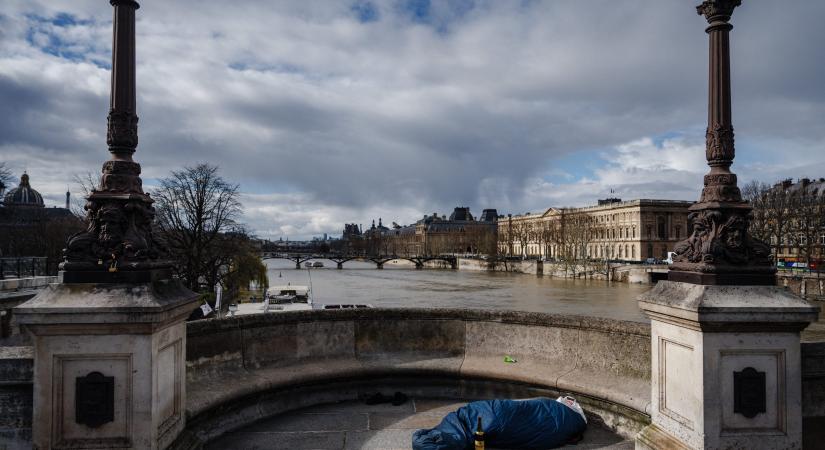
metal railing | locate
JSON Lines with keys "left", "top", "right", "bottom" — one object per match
{"left": 0, "top": 257, "right": 58, "bottom": 280}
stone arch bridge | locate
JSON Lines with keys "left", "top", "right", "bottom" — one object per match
{"left": 261, "top": 252, "right": 458, "bottom": 270}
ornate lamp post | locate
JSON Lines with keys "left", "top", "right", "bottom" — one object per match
{"left": 668, "top": 0, "right": 776, "bottom": 285}
{"left": 636, "top": 3, "right": 818, "bottom": 449}
{"left": 61, "top": 0, "right": 170, "bottom": 283}
{"left": 16, "top": 3, "right": 198, "bottom": 448}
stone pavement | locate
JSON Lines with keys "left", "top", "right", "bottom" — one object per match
{"left": 206, "top": 398, "right": 633, "bottom": 450}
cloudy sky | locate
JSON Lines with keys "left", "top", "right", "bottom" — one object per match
{"left": 1, "top": 1, "right": 824, "bottom": 240}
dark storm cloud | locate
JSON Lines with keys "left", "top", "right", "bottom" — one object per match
{"left": 1, "top": 0, "right": 824, "bottom": 239}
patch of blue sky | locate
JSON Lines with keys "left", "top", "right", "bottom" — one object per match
{"left": 24, "top": 12, "right": 106, "bottom": 68}
{"left": 50, "top": 12, "right": 91, "bottom": 27}
{"left": 351, "top": 1, "right": 379, "bottom": 23}
{"left": 403, "top": 0, "right": 431, "bottom": 23}
{"left": 545, "top": 149, "right": 605, "bottom": 182}
{"left": 396, "top": 0, "right": 476, "bottom": 33}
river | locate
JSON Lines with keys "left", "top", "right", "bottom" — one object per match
{"left": 264, "top": 259, "right": 652, "bottom": 323}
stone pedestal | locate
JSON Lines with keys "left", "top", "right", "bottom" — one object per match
{"left": 14, "top": 279, "right": 198, "bottom": 450}
{"left": 636, "top": 281, "right": 819, "bottom": 450}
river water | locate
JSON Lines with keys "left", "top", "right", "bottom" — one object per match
{"left": 264, "top": 259, "right": 651, "bottom": 323}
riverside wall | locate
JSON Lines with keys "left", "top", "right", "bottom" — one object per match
{"left": 455, "top": 258, "right": 665, "bottom": 284}
{"left": 183, "top": 308, "right": 652, "bottom": 444}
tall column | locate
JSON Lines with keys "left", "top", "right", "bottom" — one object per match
{"left": 668, "top": 0, "right": 776, "bottom": 286}
{"left": 62, "top": 0, "right": 169, "bottom": 283}
{"left": 15, "top": 2, "right": 199, "bottom": 449}
{"left": 636, "top": 3, "right": 820, "bottom": 449}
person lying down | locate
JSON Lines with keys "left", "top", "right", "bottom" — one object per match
{"left": 412, "top": 396, "right": 587, "bottom": 450}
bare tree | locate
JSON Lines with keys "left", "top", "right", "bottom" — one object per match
{"left": 0, "top": 163, "right": 12, "bottom": 191}
{"left": 154, "top": 163, "right": 244, "bottom": 292}
{"left": 789, "top": 182, "right": 824, "bottom": 269}
{"left": 764, "top": 182, "right": 793, "bottom": 263}
{"left": 742, "top": 180, "right": 772, "bottom": 243}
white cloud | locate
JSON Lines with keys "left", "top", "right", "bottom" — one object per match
{"left": 1, "top": 1, "right": 824, "bottom": 238}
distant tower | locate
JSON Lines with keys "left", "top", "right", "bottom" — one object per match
{"left": 65, "top": 189, "right": 70, "bottom": 209}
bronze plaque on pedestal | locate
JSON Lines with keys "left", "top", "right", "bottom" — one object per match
{"left": 76, "top": 371, "right": 114, "bottom": 428}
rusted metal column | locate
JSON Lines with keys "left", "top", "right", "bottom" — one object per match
{"left": 668, "top": 0, "right": 776, "bottom": 285}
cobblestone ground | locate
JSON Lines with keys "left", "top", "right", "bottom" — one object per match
{"left": 206, "top": 398, "right": 634, "bottom": 450}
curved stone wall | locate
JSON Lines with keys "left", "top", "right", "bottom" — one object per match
{"left": 184, "top": 308, "right": 652, "bottom": 444}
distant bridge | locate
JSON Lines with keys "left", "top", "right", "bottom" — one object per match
{"left": 260, "top": 252, "right": 457, "bottom": 270}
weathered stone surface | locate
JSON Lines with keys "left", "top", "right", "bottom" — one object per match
{"left": 639, "top": 281, "right": 819, "bottom": 327}
{"left": 640, "top": 281, "right": 817, "bottom": 450}
{"left": 802, "top": 342, "right": 825, "bottom": 418}
{"left": 206, "top": 399, "right": 633, "bottom": 450}
{"left": 355, "top": 318, "right": 465, "bottom": 357}
{"left": 15, "top": 280, "right": 199, "bottom": 327}
{"left": 297, "top": 320, "right": 354, "bottom": 360}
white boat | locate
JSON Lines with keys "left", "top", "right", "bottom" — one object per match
{"left": 266, "top": 285, "right": 310, "bottom": 304}
{"left": 312, "top": 261, "right": 324, "bottom": 268}
{"left": 304, "top": 262, "right": 313, "bottom": 268}
{"left": 318, "top": 304, "right": 372, "bottom": 309}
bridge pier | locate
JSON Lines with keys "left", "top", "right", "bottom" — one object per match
{"left": 295, "top": 262, "right": 301, "bottom": 270}
{"left": 337, "top": 262, "right": 343, "bottom": 270}
{"left": 376, "top": 263, "right": 384, "bottom": 269}
{"left": 415, "top": 263, "right": 423, "bottom": 270}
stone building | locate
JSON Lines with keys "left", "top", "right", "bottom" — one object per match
{"left": 0, "top": 172, "right": 80, "bottom": 258}
{"left": 498, "top": 198, "right": 692, "bottom": 262}
{"left": 370, "top": 207, "right": 498, "bottom": 256}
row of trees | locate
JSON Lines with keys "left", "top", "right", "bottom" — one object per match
{"left": 743, "top": 179, "right": 825, "bottom": 268}
{"left": 499, "top": 212, "right": 609, "bottom": 277}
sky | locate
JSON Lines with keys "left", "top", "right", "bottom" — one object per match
{"left": 1, "top": 0, "right": 824, "bottom": 240}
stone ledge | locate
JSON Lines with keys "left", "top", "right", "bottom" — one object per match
{"left": 185, "top": 309, "right": 655, "bottom": 444}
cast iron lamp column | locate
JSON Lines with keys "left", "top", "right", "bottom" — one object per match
{"left": 61, "top": 0, "right": 170, "bottom": 282}
{"left": 668, "top": 0, "right": 776, "bottom": 285}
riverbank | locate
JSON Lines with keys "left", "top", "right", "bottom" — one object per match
{"left": 451, "top": 258, "right": 667, "bottom": 285}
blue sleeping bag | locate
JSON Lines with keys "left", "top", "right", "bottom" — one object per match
{"left": 412, "top": 397, "right": 586, "bottom": 450}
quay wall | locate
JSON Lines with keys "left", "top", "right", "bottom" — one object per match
{"left": 455, "top": 257, "right": 666, "bottom": 284}
{"left": 183, "top": 308, "right": 652, "bottom": 445}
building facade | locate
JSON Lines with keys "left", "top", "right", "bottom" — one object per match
{"left": 498, "top": 199, "right": 692, "bottom": 262}
{"left": 752, "top": 178, "right": 825, "bottom": 270}
{"left": 0, "top": 172, "right": 81, "bottom": 258}
{"left": 344, "top": 207, "right": 498, "bottom": 256}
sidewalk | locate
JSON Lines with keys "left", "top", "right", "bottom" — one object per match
{"left": 206, "top": 398, "right": 633, "bottom": 450}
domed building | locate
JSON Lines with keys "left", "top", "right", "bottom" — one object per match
{"left": 0, "top": 172, "right": 81, "bottom": 258}
{"left": 3, "top": 173, "right": 45, "bottom": 208}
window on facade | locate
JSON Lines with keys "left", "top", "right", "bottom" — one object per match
{"left": 657, "top": 217, "right": 667, "bottom": 240}
{"left": 647, "top": 225, "right": 653, "bottom": 239}
{"left": 675, "top": 226, "right": 681, "bottom": 239}
{"left": 632, "top": 227, "right": 636, "bottom": 239}
{"left": 821, "top": 234, "right": 825, "bottom": 245}
{"left": 632, "top": 246, "right": 635, "bottom": 259}
{"left": 647, "top": 243, "right": 654, "bottom": 258}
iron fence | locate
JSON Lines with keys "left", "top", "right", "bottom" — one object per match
{"left": 0, "top": 257, "right": 58, "bottom": 280}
